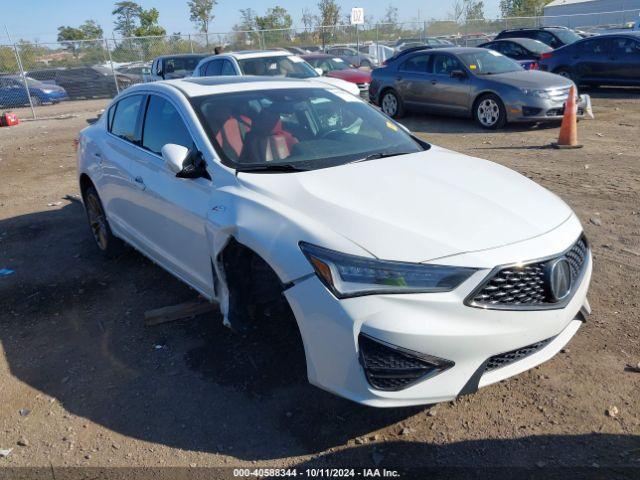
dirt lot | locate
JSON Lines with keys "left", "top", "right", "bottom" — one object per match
{"left": 0, "top": 92, "right": 639, "bottom": 475}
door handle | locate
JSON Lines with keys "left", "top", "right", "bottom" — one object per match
{"left": 133, "top": 176, "right": 146, "bottom": 190}
{"left": 431, "top": 80, "right": 437, "bottom": 85}
{"left": 93, "top": 152, "right": 101, "bottom": 158}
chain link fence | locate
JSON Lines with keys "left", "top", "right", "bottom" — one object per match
{"left": 1, "top": 8, "right": 638, "bottom": 119}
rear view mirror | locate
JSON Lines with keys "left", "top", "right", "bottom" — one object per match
{"left": 162, "top": 144, "right": 190, "bottom": 174}
{"left": 451, "top": 69, "right": 467, "bottom": 79}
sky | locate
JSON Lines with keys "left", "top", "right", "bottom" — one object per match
{"left": 1, "top": 0, "right": 502, "bottom": 44}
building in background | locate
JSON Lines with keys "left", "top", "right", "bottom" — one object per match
{"left": 543, "top": 0, "right": 640, "bottom": 28}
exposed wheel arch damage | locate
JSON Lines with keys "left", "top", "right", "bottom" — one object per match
{"left": 214, "top": 238, "right": 308, "bottom": 379}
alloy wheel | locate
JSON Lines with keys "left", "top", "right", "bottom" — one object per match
{"left": 477, "top": 98, "right": 500, "bottom": 127}
{"left": 86, "top": 194, "right": 109, "bottom": 250}
{"left": 381, "top": 93, "right": 398, "bottom": 117}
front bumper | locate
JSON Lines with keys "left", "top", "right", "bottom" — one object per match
{"left": 284, "top": 216, "right": 591, "bottom": 407}
{"left": 507, "top": 94, "right": 589, "bottom": 123}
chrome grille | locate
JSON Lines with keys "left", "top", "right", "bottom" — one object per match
{"left": 484, "top": 337, "right": 553, "bottom": 372}
{"left": 467, "top": 235, "right": 588, "bottom": 309}
{"left": 547, "top": 86, "right": 571, "bottom": 103}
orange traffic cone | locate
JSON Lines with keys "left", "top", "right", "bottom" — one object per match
{"left": 553, "top": 85, "right": 582, "bottom": 149}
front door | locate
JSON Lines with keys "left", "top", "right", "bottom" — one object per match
{"left": 127, "top": 94, "right": 213, "bottom": 294}
{"left": 609, "top": 37, "right": 640, "bottom": 84}
{"left": 428, "top": 53, "right": 471, "bottom": 115}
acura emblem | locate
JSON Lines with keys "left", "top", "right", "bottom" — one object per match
{"left": 546, "top": 257, "right": 572, "bottom": 302}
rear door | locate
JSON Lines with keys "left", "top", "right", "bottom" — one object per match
{"left": 127, "top": 94, "right": 213, "bottom": 293}
{"left": 428, "top": 53, "right": 471, "bottom": 115}
{"left": 394, "top": 53, "right": 432, "bottom": 107}
{"left": 98, "top": 94, "right": 146, "bottom": 239}
{"left": 575, "top": 37, "right": 612, "bottom": 82}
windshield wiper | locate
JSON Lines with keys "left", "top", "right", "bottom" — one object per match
{"left": 350, "top": 151, "right": 414, "bottom": 163}
{"left": 236, "top": 163, "right": 307, "bottom": 173}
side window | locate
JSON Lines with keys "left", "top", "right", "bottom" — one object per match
{"left": 491, "top": 42, "right": 508, "bottom": 54}
{"left": 106, "top": 104, "right": 116, "bottom": 131}
{"left": 535, "top": 31, "right": 557, "bottom": 47}
{"left": 221, "top": 60, "right": 236, "bottom": 75}
{"left": 612, "top": 37, "right": 639, "bottom": 55}
{"left": 511, "top": 44, "right": 528, "bottom": 58}
{"left": 432, "top": 54, "right": 463, "bottom": 75}
{"left": 111, "top": 95, "right": 144, "bottom": 143}
{"left": 581, "top": 38, "right": 610, "bottom": 54}
{"left": 205, "top": 60, "right": 222, "bottom": 76}
{"left": 142, "top": 95, "right": 193, "bottom": 155}
{"left": 400, "top": 53, "right": 430, "bottom": 73}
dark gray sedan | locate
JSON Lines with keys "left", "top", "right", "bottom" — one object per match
{"left": 369, "top": 47, "right": 586, "bottom": 129}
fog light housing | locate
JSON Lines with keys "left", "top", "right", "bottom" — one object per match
{"left": 358, "top": 334, "right": 454, "bottom": 391}
{"left": 522, "top": 106, "right": 543, "bottom": 116}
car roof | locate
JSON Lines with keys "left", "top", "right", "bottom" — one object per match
{"left": 128, "top": 75, "right": 327, "bottom": 98}
{"left": 218, "top": 49, "right": 293, "bottom": 60}
{"left": 586, "top": 31, "right": 640, "bottom": 38}
{"left": 482, "top": 37, "right": 550, "bottom": 47}
{"left": 155, "top": 53, "right": 208, "bottom": 59}
{"left": 301, "top": 53, "right": 334, "bottom": 59}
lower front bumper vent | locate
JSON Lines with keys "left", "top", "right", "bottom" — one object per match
{"left": 484, "top": 337, "right": 554, "bottom": 373}
{"left": 358, "top": 334, "right": 454, "bottom": 391}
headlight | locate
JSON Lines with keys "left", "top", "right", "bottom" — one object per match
{"left": 299, "top": 242, "right": 477, "bottom": 298}
{"left": 521, "top": 88, "right": 550, "bottom": 99}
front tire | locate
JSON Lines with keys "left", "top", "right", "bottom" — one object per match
{"left": 380, "top": 90, "right": 404, "bottom": 119}
{"left": 83, "top": 186, "right": 124, "bottom": 257}
{"left": 474, "top": 93, "right": 507, "bottom": 129}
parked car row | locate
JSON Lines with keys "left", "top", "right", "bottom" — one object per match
{"left": 0, "top": 75, "right": 69, "bottom": 107}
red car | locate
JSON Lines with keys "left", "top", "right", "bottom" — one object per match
{"left": 302, "top": 54, "right": 371, "bottom": 98}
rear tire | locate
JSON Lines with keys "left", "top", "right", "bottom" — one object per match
{"left": 380, "top": 89, "right": 404, "bottom": 119}
{"left": 555, "top": 68, "right": 576, "bottom": 82}
{"left": 474, "top": 93, "right": 507, "bottom": 129}
{"left": 83, "top": 186, "right": 124, "bottom": 257}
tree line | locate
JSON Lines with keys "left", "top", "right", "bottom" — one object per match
{"left": 55, "top": 0, "right": 555, "bottom": 45}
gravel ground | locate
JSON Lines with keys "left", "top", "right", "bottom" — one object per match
{"left": 0, "top": 91, "right": 638, "bottom": 475}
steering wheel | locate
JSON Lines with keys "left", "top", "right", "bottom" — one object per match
{"left": 320, "top": 128, "right": 344, "bottom": 139}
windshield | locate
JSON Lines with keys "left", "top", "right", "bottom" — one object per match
{"left": 23, "top": 77, "right": 43, "bottom": 87}
{"left": 192, "top": 88, "right": 426, "bottom": 171}
{"left": 459, "top": 50, "right": 523, "bottom": 75}
{"left": 166, "top": 57, "right": 202, "bottom": 75}
{"left": 552, "top": 29, "right": 581, "bottom": 45}
{"left": 237, "top": 56, "right": 318, "bottom": 79}
{"left": 306, "top": 57, "right": 349, "bottom": 72}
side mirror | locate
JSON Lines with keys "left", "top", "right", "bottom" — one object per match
{"left": 315, "top": 67, "right": 324, "bottom": 76}
{"left": 450, "top": 69, "right": 467, "bottom": 79}
{"left": 162, "top": 144, "right": 190, "bottom": 174}
{"left": 165, "top": 63, "right": 175, "bottom": 74}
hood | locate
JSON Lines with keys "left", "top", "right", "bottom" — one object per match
{"left": 313, "top": 76, "right": 361, "bottom": 96}
{"left": 487, "top": 69, "right": 573, "bottom": 89}
{"left": 238, "top": 146, "right": 573, "bottom": 263}
{"left": 327, "top": 69, "right": 371, "bottom": 83}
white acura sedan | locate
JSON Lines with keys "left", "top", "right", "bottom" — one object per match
{"left": 77, "top": 76, "right": 591, "bottom": 407}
